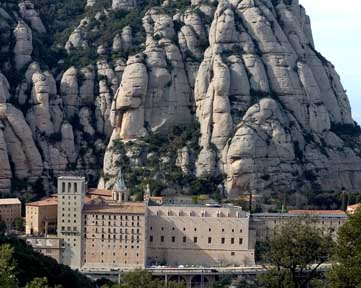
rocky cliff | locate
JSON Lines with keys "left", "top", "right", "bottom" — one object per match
{"left": 0, "top": 0, "right": 360, "bottom": 202}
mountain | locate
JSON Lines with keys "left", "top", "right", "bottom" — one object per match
{"left": 0, "top": 0, "right": 360, "bottom": 203}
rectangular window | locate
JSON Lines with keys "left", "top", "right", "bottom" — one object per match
{"left": 183, "top": 236, "right": 186, "bottom": 243}
{"left": 172, "top": 236, "right": 175, "bottom": 243}
{"left": 161, "top": 236, "right": 164, "bottom": 242}
{"left": 231, "top": 238, "right": 235, "bottom": 244}
{"left": 221, "top": 237, "right": 225, "bottom": 244}
{"left": 239, "top": 238, "right": 243, "bottom": 245}
{"left": 150, "top": 235, "right": 153, "bottom": 242}
{"left": 194, "top": 237, "right": 197, "bottom": 243}
{"left": 208, "top": 237, "right": 212, "bottom": 244}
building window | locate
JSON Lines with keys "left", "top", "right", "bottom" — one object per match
{"left": 208, "top": 237, "right": 212, "bottom": 244}
{"left": 231, "top": 238, "right": 235, "bottom": 244}
{"left": 231, "top": 252, "right": 235, "bottom": 256}
{"left": 172, "top": 236, "right": 175, "bottom": 243}
{"left": 194, "top": 237, "right": 197, "bottom": 243}
{"left": 183, "top": 237, "right": 186, "bottom": 243}
{"left": 62, "top": 182, "right": 65, "bottom": 193}
{"left": 239, "top": 238, "right": 243, "bottom": 245}
{"left": 209, "top": 228, "right": 211, "bottom": 232}
{"left": 221, "top": 238, "right": 225, "bottom": 244}
{"left": 150, "top": 236, "right": 153, "bottom": 242}
{"left": 161, "top": 236, "right": 164, "bottom": 242}
{"left": 68, "top": 182, "right": 71, "bottom": 192}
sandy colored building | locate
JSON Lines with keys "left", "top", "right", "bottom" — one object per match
{"left": 57, "top": 176, "right": 87, "bottom": 269}
{"left": 147, "top": 205, "right": 255, "bottom": 267}
{"left": 82, "top": 199, "right": 147, "bottom": 270}
{"left": 251, "top": 210, "right": 347, "bottom": 241}
{"left": 26, "top": 237, "right": 62, "bottom": 262}
{"left": 0, "top": 198, "right": 21, "bottom": 230}
{"left": 26, "top": 196, "right": 57, "bottom": 235}
{"left": 347, "top": 203, "right": 361, "bottom": 214}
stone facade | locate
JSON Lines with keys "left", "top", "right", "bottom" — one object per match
{"left": 26, "top": 237, "right": 62, "bottom": 262}
{"left": 251, "top": 211, "right": 347, "bottom": 241}
{"left": 57, "top": 176, "right": 86, "bottom": 269}
{"left": 147, "top": 205, "right": 255, "bottom": 267}
{"left": 25, "top": 196, "right": 57, "bottom": 235}
{"left": 26, "top": 177, "right": 351, "bottom": 271}
{"left": 0, "top": 198, "right": 21, "bottom": 230}
{"left": 82, "top": 200, "right": 147, "bottom": 270}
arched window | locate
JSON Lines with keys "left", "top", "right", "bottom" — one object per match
{"left": 68, "top": 182, "right": 71, "bottom": 193}
{"left": 62, "top": 182, "right": 65, "bottom": 193}
{"left": 74, "top": 182, "right": 78, "bottom": 193}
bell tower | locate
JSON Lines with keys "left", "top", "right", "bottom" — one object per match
{"left": 112, "top": 169, "right": 128, "bottom": 203}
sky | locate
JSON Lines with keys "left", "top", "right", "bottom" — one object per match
{"left": 299, "top": 0, "right": 361, "bottom": 124}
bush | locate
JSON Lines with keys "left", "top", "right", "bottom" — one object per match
{"left": 48, "top": 132, "right": 63, "bottom": 144}
{"left": 0, "top": 236, "right": 94, "bottom": 288}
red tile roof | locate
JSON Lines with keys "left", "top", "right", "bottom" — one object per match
{"left": 347, "top": 203, "right": 361, "bottom": 210}
{"left": 88, "top": 188, "right": 113, "bottom": 197}
{"left": 27, "top": 196, "right": 57, "bottom": 207}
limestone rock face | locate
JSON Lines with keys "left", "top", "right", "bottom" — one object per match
{"left": 60, "top": 67, "right": 79, "bottom": 118}
{"left": 193, "top": 0, "right": 361, "bottom": 196}
{"left": 0, "top": 72, "right": 10, "bottom": 103}
{"left": 112, "top": 0, "right": 138, "bottom": 10}
{"left": 1, "top": 104, "right": 43, "bottom": 180}
{"left": 14, "top": 21, "right": 33, "bottom": 71}
{"left": 86, "top": 0, "right": 96, "bottom": 7}
{"left": 65, "top": 18, "right": 89, "bottom": 53}
{"left": 1, "top": 0, "right": 361, "bottom": 198}
{"left": 18, "top": 1, "right": 46, "bottom": 33}
{"left": 28, "top": 72, "right": 54, "bottom": 135}
{"left": 0, "top": 124, "right": 12, "bottom": 193}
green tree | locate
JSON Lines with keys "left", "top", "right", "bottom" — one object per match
{"left": 258, "top": 218, "right": 333, "bottom": 288}
{"left": 26, "top": 277, "right": 50, "bottom": 288}
{"left": 0, "top": 243, "right": 18, "bottom": 288}
{"left": 327, "top": 208, "right": 361, "bottom": 287}
{"left": 0, "top": 221, "right": 7, "bottom": 235}
{"left": 15, "top": 218, "right": 25, "bottom": 232}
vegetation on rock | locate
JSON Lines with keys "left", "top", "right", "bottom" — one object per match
{"left": 111, "top": 123, "right": 224, "bottom": 201}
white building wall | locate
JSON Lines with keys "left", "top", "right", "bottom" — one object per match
{"left": 57, "top": 176, "right": 86, "bottom": 269}
{"left": 146, "top": 206, "right": 255, "bottom": 267}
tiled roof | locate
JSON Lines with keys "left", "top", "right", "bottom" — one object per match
{"left": 0, "top": 198, "right": 21, "bottom": 205}
{"left": 150, "top": 196, "right": 164, "bottom": 200}
{"left": 27, "top": 195, "right": 92, "bottom": 207}
{"left": 288, "top": 210, "right": 346, "bottom": 215}
{"left": 26, "top": 196, "right": 57, "bottom": 207}
{"left": 88, "top": 188, "right": 113, "bottom": 197}
{"left": 83, "top": 202, "right": 146, "bottom": 214}
{"left": 347, "top": 203, "right": 361, "bottom": 210}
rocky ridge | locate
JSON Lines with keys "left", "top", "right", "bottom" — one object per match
{"left": 0, "top": 0, "right": 360, "bottom": 201}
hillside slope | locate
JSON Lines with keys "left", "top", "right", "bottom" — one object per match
{"left": 0, "top": 0, "right": 360, "bottom": 201}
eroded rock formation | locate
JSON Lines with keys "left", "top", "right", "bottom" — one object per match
{"left": 0, "top": 0, "right": 361, "bottom": 198}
